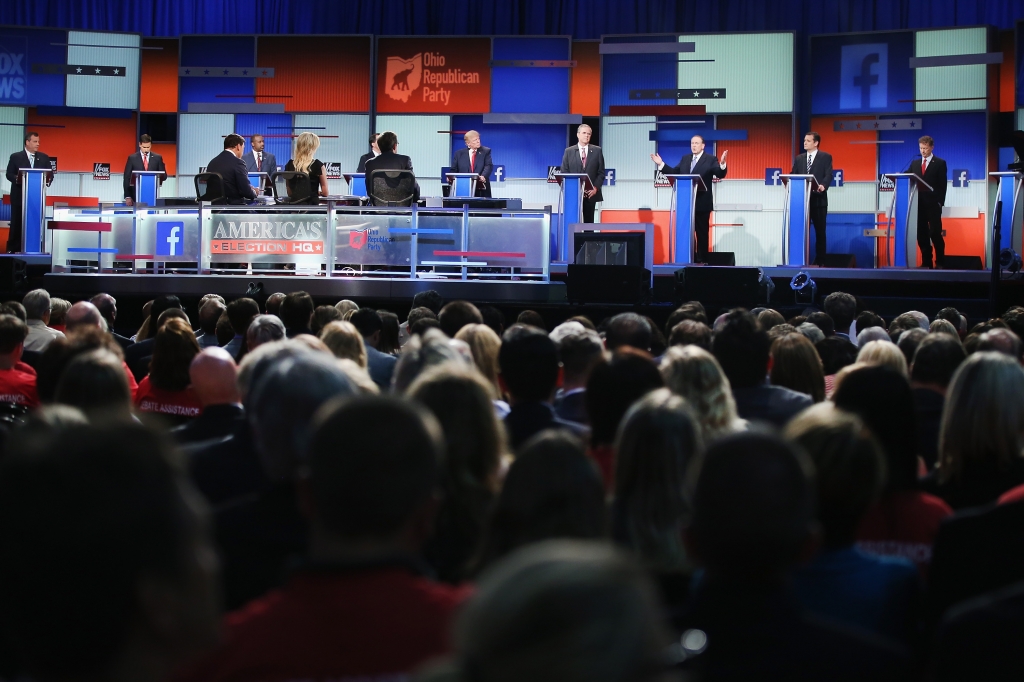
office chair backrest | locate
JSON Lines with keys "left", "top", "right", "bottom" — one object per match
{"left": 368, "top": 169, "right": 416, "bottom": 207}
{"left": 270, "top": 171, "right": 312, "bottom": 205}
{"left": 194, "top": 172, "right": 226, "bottom": 204}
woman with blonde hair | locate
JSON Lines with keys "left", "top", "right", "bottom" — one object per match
{"left": 770, "top": 332, "right": 826, "bottom": 403}
{"left": 659, "top": 345, "right": 744, "bottom": 441}
{"left": 284, "top": 131, "right": 328, "bottom": 203}
{"left": 857, "top": 339, "right": 908, "bottom": 377}
{"left": 318, "top": 320, "right": 367, "bottom": 368}
{"left": 455, "top": 323, "right": 503, "bottom": 398}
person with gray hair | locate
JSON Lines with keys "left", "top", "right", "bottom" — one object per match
{"left": 393, "top": 328, "right": 469, "bottom": 393}
{"left": 22, "top": 289, "right": 64, "bottom": 351}
{"left": 857, "top": 325, "right": 891, "bottom": 347}
{"left": 246, "top": 314, "right": 286, "bottom": 352}
{"left": 796, "top": 322, "right": 825, "bottom": 345}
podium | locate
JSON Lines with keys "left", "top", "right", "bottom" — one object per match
{"left": 343, "top": 173, "right": 366, "bottom": 197}
{"left": 882, "top": 173, "right": 931, "bottom": 268}
{"left": 664, "top": 174, "right": 706, "bottom": 265}
{"left": 247, "top": 171, "right": 270, "bottom": 194}
{"left": 990, "top": 171, "right": 1023, "bottom": 268}
{"left": 554, "top": 172, "right": 595, "bottom": 262}
{"left": 132, "top": 170, "right": 165, "bottom": 207}
{"left": 780, "top": 174, "right": 816, "bottom": 266}
{"left": 446, "top": 172, "right": 479, "bottom": 199}
{"left": 19, "top": 168, "right": 50, "bottom": 254}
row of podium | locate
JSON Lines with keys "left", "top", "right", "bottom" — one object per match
{"left": 11, "top": 167, "right": 1024, "bottom": 270}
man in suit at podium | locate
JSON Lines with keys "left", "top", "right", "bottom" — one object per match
{"left": 206, "top": 134, "right": 258, "bottom": 205}
{"left": 5, "top": 131, "right": 53, "bottom": 254}
{"left": 364, "top": 131, "right": 419, "bottom": 202}
{"left": 651, "top": 134, "right": 728, "bottom": 263}
{"left": 450, "top": 130, "right": 493, "bottom": 198}
{"left": 356, "top": 133, "right": 380, "bottom": 173}
{"left": 560, "top": 124, "right": 605, "bottom": 223}
{"left": 910, "top": 135, "right": 948, "bottom": 269}
{"left": 791, "top": 132, "right": 833, "bottom": 265}
{"left": 244, "top": 134, "right": 277, "bottom": 196}
{"left": 123, "top": 134, "right": 167, "bottom": 206}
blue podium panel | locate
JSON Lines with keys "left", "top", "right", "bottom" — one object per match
{"left": 994, "top": 172, "right": 1021, "bottom": 253}
{"left": 344, "top": 173, "right": 366, "bottom": 196}
{"left": 884, "top": 173, "right": 928, "bottom": 268}
{"left": 666, "top": 174, "right": 704, "bottom": 265}
{"left": 782, "top": 174, "right": 813, "bottom": 266}
{"left": 133, "top": 171, "right": 163, "bottom": 206}
{"left": 21, "top": 168, "right": 48, "bottom": 253}
{"left": 448, "top": 173, "right": 477, "bottom": 198}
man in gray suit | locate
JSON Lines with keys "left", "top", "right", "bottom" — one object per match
{"left": 560, "top": 124, "right": 605, "bottom": 223}
{"left": 244, "top": 134, "right": 277, "bottom": 195}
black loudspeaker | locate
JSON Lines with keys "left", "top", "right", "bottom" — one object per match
{"left": 821, "top": 253, "right": 857, "bottom": 268}
{"left": 0, "top": 258, "right": 27, "bottom": 292}
{"left": 943, "top": 255, "right": 983, "bottom": 270}
{"left": 567, "top": 265, "right": 651, "bottom": 304}
{"left": 675, "top": 266, "right": 763, "bottom": 308}
{"left": 704, "top": 251, "right": 736, "bottom": 266}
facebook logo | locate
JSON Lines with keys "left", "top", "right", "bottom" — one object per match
{"left": 156, "top": 221, "right": 183, "bottom": 256}
{"left": 840, "top": 43, "right": 888, "bottom": 110}
{"left": 604, "top": 169, "right": 615, "bottom": 186}
{"left": 953, "top": 169, "right": 970, "bottom": 187}
{"left": 765, "top": 168, "right": 783, "bottom": 186}
{"left": 831, "top": 170, "right": 844, "bottom": 187}
{"left": 491, "top": 165, "right": 505, "bottom": 182}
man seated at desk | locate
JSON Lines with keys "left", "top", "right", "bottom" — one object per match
{"left": 363, "top": 131, "right": 419, "bottom": 202}
{"left": 205, "top": 134, "right": 259, "bottom": 205}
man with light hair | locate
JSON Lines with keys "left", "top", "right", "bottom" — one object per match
{"left": 246, "top": 314, "right": 286, "bottom": 351}
{"left": 450, "top": 129, "right": 493, "bottom": 197}
{"left": 22, "top": 289, "right": 64, "bottom": 351}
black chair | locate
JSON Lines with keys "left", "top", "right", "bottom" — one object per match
{"left": 194, "top": 172, "right": 226, "bottom": 204}
{"left": 367, "top": 169, "right": 416, "bottom": 207}
{"left": 270, "top": 171, "right": 312, "bottom": 205}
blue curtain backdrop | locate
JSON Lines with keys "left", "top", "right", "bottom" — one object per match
{"left": 0, "top": 0, "right": 1019, "bottom": 37}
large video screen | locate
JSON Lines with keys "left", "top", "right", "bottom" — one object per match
{"left": 0, "top": 27, "right": 67, "bottom": 107}
{"left": 675, "top": 33, "right": 793, "bottom": 113}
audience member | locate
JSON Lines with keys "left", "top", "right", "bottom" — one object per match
{"left": 909, "top": 335, "right": 965, "bottom": 469}
{"left": 455, "top": 323, "right": 505, "bottom": 400}
{"left": 932, "top": 581, "right": 1024, "bottom": 682}
{"left": 889, "top": 313, "right": 926, "bottom": 343}
{"left": 975, "top": 327, "right": 1023, "bottom": 361}
{"left": 806, "top": 311, "right": 836, "bottom": 338}
{"left": 397, "top": 291, "right": 443, "bottom": 346}
{"left": 35, "top": 326, "right": 135, "bottom": 404}
{"left": 856, "top": 310, "right": 886, "bottom": 334}
{"left": 757, "top": 308, "right": 786, "bottom": 331}
{"left": 659, "top": 345, "right": 743, "bottom": 442}
{"left": 858, "top": 339, "right": 908, "bottom": 377}
{"left": 935, "top": 306, "right": 966, "bottom": 338}
{"left": 438, "top": 301, "right": 484, "bottom": 338}
{"left": 54, "top": 349, "right": 132, "bottom": 420}
{"left": 664, "top": 302, "right": 709, "bottom": 339}
{"left": 196, "top": 299, "right": 226, "bottom": 349}
{"left": 824, "top": 292, "right": 857, "bottom": 341}
{"left": 22, "top": 289, "right": 64, "bottom": 352}
{"left": 126, "top": 295, "right": 183, "bottom": 367}
{"left": 895, "top": 327, "right": 927, "bottom": 367}
{"left": 334, "top": 298, "right": 358, "bottom": 315}
{"left": 766, "top": 322, "right": 798, "bottom": 341}
{"left": 278, "top": 291, "right": 314, "bottom": 338}
{"left": 0, "top": 315, "right": 37, "bottom": 409}
{"left": 47, "top": 297, "right": 69, "bottom": 332}
{"left": 816, "top": 335, "right": 858, "bottom": 397}
{"left": 796, "top": 321, "right": 825, "bottom": 345}
{"left": 668, "top": 319, "right": 712, "bottom": 350}
{"left": 215, "top": 312, "right": 234, "bottom": 347}
{"left": 319, "top": 320, "right": 368, "bottom": 367}
{"left": 515, "top": 309, "right": 546, "bottom": 330}
{"left": 220, "top": 297, "right": 259, "bottom": 360}
{"left": 265, "top": 292, "right": 286, "bottom": 316}
{"left": 551, "top": 328, "right": 603, "bottom": 424}
{"left": 642, "top": 315, "right": 667, "bottom": 357}
{"left": 134, "top": 318, "right": 202, "bottom": 421}
{"left": 171, "top": 347, "right": 244, "bottom": 444}
{"left": 349, "top": 308, "right": 398, "bottom": 390}
{"left": 310, "top": 305, "right": 343, "bottom": 337}
{"left": 377, "top": 310, "right": 401, "bottom": 355}
{"left": 857, "top": 325, "right": 891, "bottom": 347}
{"left": 928, "top": 319, "right": 959, "bottom": 339}
{"left": 246, "top": 314, "right": 285, "bottom": 351}
{"left": 0, "top": 301, "right": 26, "bottom": 323}
{"left": 393, "top": 328, "right": 467, "bottom": 393}
{"left": 770, "top": 332, "right": 825, "bottom": 402}
{"left": 89, "top": 292, "right": 132, "bottom": 347}
{"left": 604, "top": 312, "right": 653, "bottom": 353}
{"left": 478, "top": 305, "right": 506, "bottom": 337}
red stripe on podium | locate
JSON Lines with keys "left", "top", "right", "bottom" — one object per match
{"left": 48, "top": 221, "right": 112, "bottom": 232}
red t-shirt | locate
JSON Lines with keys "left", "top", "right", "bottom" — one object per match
{"left": 178, "top": 567, "right": 471, "bottom": 682}
{"left": 855, "top": 490, "right": 953, "bottom": 579}
{"left": 134, "top": 376, "right": 202, "bottom": 418}
{"left": 122, "top": 360, "right": 138, "bottom": 401}
{"left": 0, "top": 365, "right": 38, "bottom": 408}
{"left": 999, "top": 483, "right": 1024, "bottom": 505}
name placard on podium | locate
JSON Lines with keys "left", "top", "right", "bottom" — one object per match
{"left": 664, "top": 174, "right": 706, "bottom": 265}
{"left": 780, "top": 173, "right": 815, "bottom": 266}
{"left": 882, "top": 173, "right": 931, "bottom": 268}
{"left": 343, "top": 173, "right": 366, "bottom": 197}
{"left": 553, "top": 172, "right": 595, "bottom": 262}
{"left": 132, "top": 170, "right": 165, "bottom": 207}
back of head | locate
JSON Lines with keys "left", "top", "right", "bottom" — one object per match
{"left": 54, "top": 349, "right": 133, "bottom": 418}
{"left": 310, "top": 305, "right": 343, "bottom": 337}
{"left": 929, "top": 319, "right": 960, "bottom": 339}
{"left": 823, "top": 292, "right": 856, "bottom": 331}
{"left": 308, "top": 395, "right": 441, "bottom": 542}
{"left": 1, "top": 301, "right": 26, "bottom": 323}
{"left": 438, "top": 300, "right": 483, "bottom": 338}
{"left": 279, "top": 291, "right": 314, "bottom": 332}
{"left": 478, "top": 305, "right": 506, "bottom": 336}
{"left": 498, "top": 324, "right": 560, "bottom": 402}
{"left": 150, "top": 295, "right": 183, "bottom": 325}
{"left": 455, "top": 323, "right": 504, "bottom": 393}
{"left": 896, "top": 326, "right": 928, "bottom": 365}
{"left": 664, "top": 302, "right": 709, "bottom": 337}
{"left": 335, "top": 299, "right": 359, "bottom": 315}
{"left": 857, "top": 325, "right": 890, "bottom": 347}
{"left": 246, "top": 314, "right": 285, "bottom": 351}
{"left": 805, "top": 311, "right": 835, "bottom": 337}
{"left": 21, "top": 289, "right": 50, "bottom": 321}
{"left": 689, "top": 432, "right": 815, "bottom": 582}
{"left": 189, "top": 347, "right": 240, "bottom": 407}
{"left": 889, "top": 312, "right": 925, "bottom": 342}
{"left": 226, "top": 297, "right": 260, "bottom": 336}
{"left": 832, "top": 364, "right": 918, "bottom": 491}
{"left": 64, "top": 301, "right": 103, "bottom": 333}
{"left": 911, "top": 334, "right": 966, "bottom": 388}
{"left": 976, "top": 328, "right": 1023, "bottom": 361}
{"left": 455, "top": 541, "right": 669, "bottom": 682}
{"left": 89, "top": 293, "right": 117, "bottom": 328}
{"left": 555, "top": 329, "right": 604, "bottom": 387}
{"left": 856, "top": 310, "right": 886, "bottom": 332}
{"left": 0, "top": 422, "right": 215, "bottom": 680}
{"left": 586, "top": 350, "right": 664, "bottom": 446}
{"left": 319, "top": 320, "right": 368, "bottom": 367}
{"left": 150, "top": 318, "right": 200, "bottom": 392}
{"left": 796, "top": 322, "right": 825, "bottom": 345}
{"left": 394, "top": 328, "right": 466, "bottom": 393}
{"left": 516, "top": 310, "right": 546, "bottom": 331}
{"left": 784, "top": 404, "right": 885, "bottom": 549}
{"left": 407, "top": 306, "right": 437, "bottom": 329}
{"left": 659, "top": 345, "right": 737, "bottom": 440}
{"left": 858, "top": 338, "right": 909, "bottom": 377}
{"left": 668, "top": 319, "right": 712, "bottom": 350}
{"left": 711, "top": 308, "right": 770, "bottom": 389}
{"left": 0, "top": 314, "right": 27, "bottom": 354}
{"left": 605, "top": 312, "right": 652, "bottom": 352}
{"left": 349, "top": 307, "right": 383, "bottom": 338}
{"left": 377, "top": 310, "right": 400, "bottom": 354}
{"left": 1001, "top": 306, "right": 1024, "bottom": 340}
{"left": 756, "top": 308, "right": 786, "bottom": 332}
{"left": 412, "top": 289, "right": 443, "bottom": 315}
{"left": 815, "top": 336, "right": 858, "bottom": 376}
{"left": 770, "top": 333, "right": 825, "bottom": 402}
{"left": 377, "top": 130, "right": 397, "bottom": 153}
{"left": 478, "top": 431, "right": 605, "bottom": 569}
{"left": 198, "top": 299, "right": 226, "bottom": 336}
{"left": 265, "top": 292, "right": 286, "bottom": 316}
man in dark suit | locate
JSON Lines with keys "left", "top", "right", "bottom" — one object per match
{"left": 450, "top": 130, "right": 493, "bottom": 198}
{"left": 356, "top": 133, "right": 380, "bottom": 173}
{"left": 651, "top": 134, "right": 728, "bottom": 262}
{"left": 364, "top": 131, "right": 419, "bottom": 202}
{"left": 909, "top": 135, "right": 948, "bottom": 269}
{"left": 244, "top": 134, "right": 277, "bottom": 196}
{"left": 560, "top": 124, "right": 605, "bottom": 223}
{"left": 205, "top": 134, "right": 258, "bottom": 205}
{"left": 791, "top": 131, "right": 833, "bottom": 265}
{"left": 123, "top": 134, "right": 167, "bottom": 206}
{"left": 5, "top": 131, "right": 53, "bottom": 254}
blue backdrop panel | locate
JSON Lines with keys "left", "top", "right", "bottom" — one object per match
{"left": 179, "top": 36, "right": 255, "bottom": 110}
{"left": 0, "top": 28, "right": 66, "bottom": 107}
{"left": 655, "top": 116, "right": 714, "bottom": 174}
{"left": 811, "top": 31, "right": 915, "bottom": 115}
{"left": 491, "top": 37, "right": 569, "bottom": 114}
{"left": 451, "top": 115, "right": 566, "bottom": 179}
{"left": 820, "top": 213, "right": 877, "bottom": 268}
{"left": 600, "top": 35, "right": 677, "bottom": 115}
{"left": 877, "top": 112, "right": 985, "bottom": 179}
{"left": 234, "top": 113, "right": 292, "bottom": 168}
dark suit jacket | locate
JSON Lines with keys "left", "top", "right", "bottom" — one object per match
{"left": 364, "top": 151, "right": 418, "bottom": 201}
{"left": 6, "top": 150, "right": 53, "bottom": 187}
{"left": 205, "top": 150, "right": 257, "bottom": 204}
{"left": 560, "top": 144, "right": 605, "bottom": 202}
{"left": 244, "top": 149, "right": 277, "bottom": 175}
{"left": 792, "top": 151, "right": 834, "bottom": 207}
{"left": 662, "top": 152, "right": 727, "bottom": 213}
{"left": 123, "top": 152, "right": 167, "bottom": 199}
{"left": 731, "top": 383, "right": 813, "bottom": 428}
{"left": 909, "top": 155, "right": 947, "bottom": 206}
{"left": 356, "top": 152, "right": 378, "bottom": 173}
{"left": 451, "top": 146, "right": 493, "bottom": 197}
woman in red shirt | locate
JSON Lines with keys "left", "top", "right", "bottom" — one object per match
{"left": 135, "top": 318, "right": 202, "bottom": 422}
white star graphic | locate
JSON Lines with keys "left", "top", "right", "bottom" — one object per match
{"left": 713, "top": 90, "right": 720, "bottom": 97}
{"left": 693, "top": 90, "right": 700, "bottom": 97}
{"left": 113, "top": 68, "right": 119, "bottom": 74}
{"left": 95, "top": 68, "right": 101, "bottom": 74}
{"left": 75, "top": 67, "right": 82, "bottom": 73}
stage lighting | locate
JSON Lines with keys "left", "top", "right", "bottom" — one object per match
{"left": 757, "top": 268, "right": 775, "bottom": 304}
{"left": 790, "top": 271, "right": 816, "bottom": 305}
{"left": 999, "top": 248, "right": 1022, "bottom": 275}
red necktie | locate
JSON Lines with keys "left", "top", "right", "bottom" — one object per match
{"left": 257, "top": 152, "right": 262, "bottom": 169}
{"left": 921, "top": 158, "right": 927, "bottom": 174}
{"left": 142, "top": 153, "right": 149, "bottom": 170}
{"left": 470, "top": 149, "right": 475, "bottom": 172}
{"left": 581, "top": 149, "right": 587, "bottom": 167}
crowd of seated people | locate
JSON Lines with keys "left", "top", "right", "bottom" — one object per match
{"left": 0, "top": 285, "right": 1022, "bottom": 681}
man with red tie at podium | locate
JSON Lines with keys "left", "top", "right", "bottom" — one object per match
{"left": 651, "top": 134, "right": 728, "bottom": 263}
{"left": 450, "top": 130, "right": 492, "bottom": 197}
{"left": 560, "top": 124, "right": 605, "bottom": 223}
{"left": 5, "top": 131, "right": 53, "bottom": 254}
{"left": 123, "top": 134, "right": 167, "bottom": 206}
{"left": 909, "top": 135, "right": 947, "bottom": 269}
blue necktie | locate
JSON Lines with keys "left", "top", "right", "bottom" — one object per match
{"left": 690, "top": 155, "right": 698, "bottom": 172}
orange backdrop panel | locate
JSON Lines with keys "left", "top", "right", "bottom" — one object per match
{"left": 140, "top": 39, "right": 178, "bottom": 113}
{"left": 716, "top": 115, "right": 792, "bottom": 180}
{"left": 152, "top": 143, "right": 176, "bottom": 176}
{"left": 875, "top": 213, "right": 985, "bottom": 267}
{"left": 570, "top": 41, "right": 600, "bottom": 117}
{"left": 26, "top": 110, "right": 137, "bottom": 173}
{"left": 810, "top": 116, "right": 877, "bottom": 181}
{"left": 601, "top": 208, "right": 671, "bottom": 264}
{"left": 376, "top": 38, "right": 491, "bottom": 113}
{"left": 257, "top": 36, "right": 371, "bottom": 112}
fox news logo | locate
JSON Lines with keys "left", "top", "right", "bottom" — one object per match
{"left": 0, "top": 36, "right": 27, "bottom": 103}
{"left": 156, "top": 221, "right": 183, "bottom": 256}
{"left": 879, "top": 174, "right": 895, "bottom": 192}
{"left": 952, "top": 169, "right": 970, "bottom": 187}
{"left": 547, "top": 166, "right": 559, "bottom": 183}
{"left": 765, "top": 168, "right": 783, "bottom": 186}
{"left": 840, "top": 44, "right": 888, "bottom": 110}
